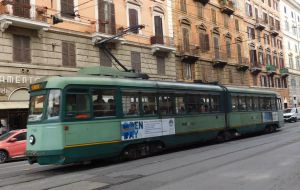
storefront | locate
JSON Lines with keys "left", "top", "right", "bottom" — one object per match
{"left": 0, "top": 74, "right": 41, "bottom": 131}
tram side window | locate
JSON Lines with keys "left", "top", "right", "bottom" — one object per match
{"left": 176, "top": 96, "right": 186, "bottom": 114}
{"left": 231, "top": 96, "right": 238, "bottom": 111}
{"left": 65, "top": 89, "right": 90, "bottom": 119}
{"left": 47, "top": 90, "right": 61, "bottom": 119}
{"left": 159, "top": 95, "right": 174, "bottom": 115}
{"left": 211, "top": 95, "right": 220, "bottom": 112}
{"left": 186, "top": 95, "right": 198, "bottom": 113}
{"left": 260, "top": 97, "right": 272, "bottom": 111}
{"left": 92, "top": 89, "right": 116, "bottom": 117}
{"left": 199, "top": 95, "right": 210, "bottom": 113}
{"left": 141, "top": 93, "right": 157, "bottom": 115}
{"left": 246, "top": 96, "right": 253, "bottom": 111}
{"left": 271, "top": 98, "right": 277, "bottom": 110}
{"left": 277, "top": 98, "right": 282, "bottom": 110}
{"left": 123, "top": 92, "right": 140, "bottom": 116}
{"left": 238, "top": 96, "right": 247, "bottom": 111}
{"left": 253, "top": 97, "right": 259, "bottom": 110}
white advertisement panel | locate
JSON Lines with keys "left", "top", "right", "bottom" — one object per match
{"left": 121, "top": 118, "right": 175, "bottom": 141}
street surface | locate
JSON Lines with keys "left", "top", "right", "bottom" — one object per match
{"left": 1, "top": 122, "right": 300, "bottom": 190}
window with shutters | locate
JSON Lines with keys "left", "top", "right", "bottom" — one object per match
{"left": 237, "top": 43, "right": 242, "bottom": 64}
{"left": 228, "top": 70, "right": 233, "bottom": 83}
{"left": 182, "top": 27, "right": 190, "bottom": 52}
{"left": 224, "top": 15, "right": 229, "bottom": 28}
{"left": 180, "top": 0, "right": 187, "bottom": 12}
{"left": 183, "top": 63, "right": 193, "bottom": 80}
{"left": 226, "top": 38, "right": 231, "bottom": 58}
{"left": 249, "top": 49, "right": 257, "bottom": 65}
{"left": 131, "top": 51, "right": 141, "bottom": 73}
{"left": 100, "top": 49, "right": 112, "bottom": 67}
{"left": 199, "top": 31, "right": 209, "bottom": 52}
{"left": 263, "top": 12, "right": 268, "bottom": 24}
{"left": 13, "top": 35, "right": 31, "bottom": 63}
{"left": 211, "top": 9, "right": 217, "bottom": 24}
{"left": 127, "top": 3, "right": 140, "bottom": 34}
{"left": 258, "top": 50, "right": 264, "bottom": 65}
{"left": 269, "top": 16, "right": 274, "bottom": 27}
{"left": 98, "top": 0, "right": 116, "bottom": 35}
{"left": 246, "top": 3, "right": 252, "bottom": 17}
{"left": 197, "top": 2, "right": 203, "bottom": 18}
{"left": 61, "top": 0, "right": 75, "bottom": 18}
{"left": 235, "top": 19, "right": 239, "bottom": 31}
{"left": 157, "top": 56, "right": 165, "bottom": 75}
{"left": 62, "top": 42, "right": 76, "bottom": 67}
{"left": 289, "top": 56, "right": 294, "bottom": 69}
{"left": 153, "top": 14, "right": 164, "bottom": 44}
{"left": 266, "top": 52, "right": 272, "bottom": 65}
{"left": 13, "top": 0, "right": 30, "bottom": 18}
{"left": 247, "top": 27, "right": 255, "bottom": 39}
{"left": 273, "top": 54, "right": 278, "bottom": 67}
{"left": 213, "top": 36, "right": 220, "bottom": 59}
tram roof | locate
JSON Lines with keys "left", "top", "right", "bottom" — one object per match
{"left": 39, "top": 76, "right": 224, "bottom": 92}
{"left": 37, "top": 76, "right": 279, "bottom": 96}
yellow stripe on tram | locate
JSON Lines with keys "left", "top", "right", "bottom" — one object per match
{"left": 65, "top": 140, "right": 121, "bottom": 149}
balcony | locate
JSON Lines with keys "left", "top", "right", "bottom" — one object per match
{"left": 280, "top": 67, "right": 289, "bottom": 78}
{"left": 255, "top": 18, "right": 267, "bottom": 30}
{"left": 266, "top": 64, "right": 276, "bottom": 76}
{"left": 0, "top": 1, "right": 49, "bottom": 34}
{"left": 250, "top": 64, "right": 262, "bottom": 74}
{"left": 150, "top": 36, "right": 176, "bottom": 54}
{"left": 236, "top": 58, "right": 249, "bottom": 72}
{"left": 178, "top": 45, "right": 199, "bottom": 63}
{"left": 270, "top": 26, "right": 279, "bottom": 37}
{"left": 194, "top": 0, "right": 210, "bottom": 5}
{"left": 219, "top": 0, "right": 235, "bottom": 16}
{"left": 212, "top": 51, "right": 227, "bottom": 68}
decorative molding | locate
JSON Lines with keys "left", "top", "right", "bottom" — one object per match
{"left": 0, "top": 20, "right": 12, "bottom": 32}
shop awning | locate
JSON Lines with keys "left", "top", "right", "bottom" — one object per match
{"left": 0, "top": 101, "right": 29, "bottom": 110}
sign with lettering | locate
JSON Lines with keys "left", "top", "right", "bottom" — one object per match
{"left": 0, "top": 75, "right": 41, "bottom": 84}
{"left": 121, "top": 118, "right": 175, "bottom": 141}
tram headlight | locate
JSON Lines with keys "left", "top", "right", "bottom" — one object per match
{"left": 29, "top": 135, "right": 36, "bottom": 145}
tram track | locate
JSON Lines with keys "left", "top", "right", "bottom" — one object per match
{"left": 1, "top": 125, "right": 300, "bottom": 190}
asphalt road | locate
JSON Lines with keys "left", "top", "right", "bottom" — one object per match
{"left": 1, "top": 122, "right": 300, "bottom": 190}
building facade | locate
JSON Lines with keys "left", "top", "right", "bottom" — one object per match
{"left": 0, "top": 0, "right": 176, "bottom": 130}
{"left": 243, "top": 0, "right": 289, "bottom": 107}
{"left": 279, "top": 0, "right": 300, "bottom": 107}
{"left": 174, "top": 0, "right": 250, "bottom": 86}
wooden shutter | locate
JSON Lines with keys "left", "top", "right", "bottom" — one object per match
{"left": 212, "top": 9, "right": 216, "bottom": 23}
{"left": 129, "top": 9, "right": 138, "bottom": 33}
{"left": 62, "top": 42, "right": 69, "bottom": 66}
{"left": 13, "top": 35, "right": 30, "bottom": 63}
{"left": 213, "top": 37, "right": 219, "bottom": 59}
{"left": 235, "top": 19, "right": 239, "bottom": 31}
{"left": 98, "top": 0, "right": 105, "bottom": 33}
{"left": 100, "top": 49, "right": 112, "bottom": 67}
{"left": 61, "top": 0, "right": 74, "bottom": 18}
{"left": 180, "top": 0, "right": 186, "bottom": 12}
{"left": 13, "top": 0, "right": 30, "bottom": 18}
{"left": 154, "top": 16, "right": 163, "bottom": 44}
{"left": 110, "top": 3, "right": 116, "bottom": 35}
{"left": 226, "top": 39, "right": 231, "bottom": 58}
{"left": 13, "top": 35, "right": 22, "bottom": 62}
{"left": 204, "top": 34, "right": 210, "bottom": 51}
{"left": 68, "top": 43, "right": 76, "bottom": 67}
{"left": 182, "top": 28, "right": 189, "bottom": 52}
{"left": 237, "top": 44, "right": 242, "bottom": 64}
{"left": 157, "top": 56, "right": 165, "bottom": 75}
{"left": 255, "top": 7, "right": 258, "bottom": 20}
{"left": 131, "top": 52, "right": 141, "bottom": 72}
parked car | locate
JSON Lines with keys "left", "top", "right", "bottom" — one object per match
{"left": 283, "top": 108, "right": 300, "bottom": 122}
{"left": 0, "top": 129, "right": 26, "bottom": 163}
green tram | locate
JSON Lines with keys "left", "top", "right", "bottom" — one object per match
{"left": 26, "top": 75, "right": 284, "bottom": 165}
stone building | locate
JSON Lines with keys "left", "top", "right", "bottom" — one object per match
{"left": 0, "top": 0, "right": 176, "bottom": 130}
{"left": 279, "top": 0, "right": 300, "bottom": 107}
{"left": 243, "top": 0, "right": 289, "bottom": 107}
{"left": 173, "top": 0, "right": 250, "bottom": 86}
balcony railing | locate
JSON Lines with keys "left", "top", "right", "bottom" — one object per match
{"left": 280, "top": 67, "right": 289, "bottom": 77}
{"left": 194, "top": 0, "right": 209, "bottom": 5}
{"left": 0, "top": 1, "right": 49, "bottom": 32}
{"left": 219, "top": 0, "right": 235, "bottom": 16}
{"left": 178, "top": 45, "right": 199, "bottom": 63}
{"left": 236, "top": 57, "right": 249, "bottom": 71}
{"left": 270, "top": 26, "right": 279, "bottom": 37}
{"left": 266, "top": 64, "right": 276, "bottom": 75}
{"left": 250, "top": 63, "right": 262, "bottom": 74}
{"left": 255, "top": 18, "right": 267, "bottom": 30}
{"left": 150, "top": 35, "right": 175, "bottom": 54}
{"left": 213, "top": 51, "right": 228, "bottom": 68}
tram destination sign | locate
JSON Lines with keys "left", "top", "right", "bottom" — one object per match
{"left": 121, "top": 118, "right": 175, "bottom": 141}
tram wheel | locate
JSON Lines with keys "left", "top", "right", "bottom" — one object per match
{"left": 0, "top": 151, "right": 8, "bottom": 164}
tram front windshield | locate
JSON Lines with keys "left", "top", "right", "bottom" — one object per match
{"left": 28, "top": 94, "right": 46, "bottom": 122}
{"left": 28, "top": 90, "right": 61, "bottom": 122}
